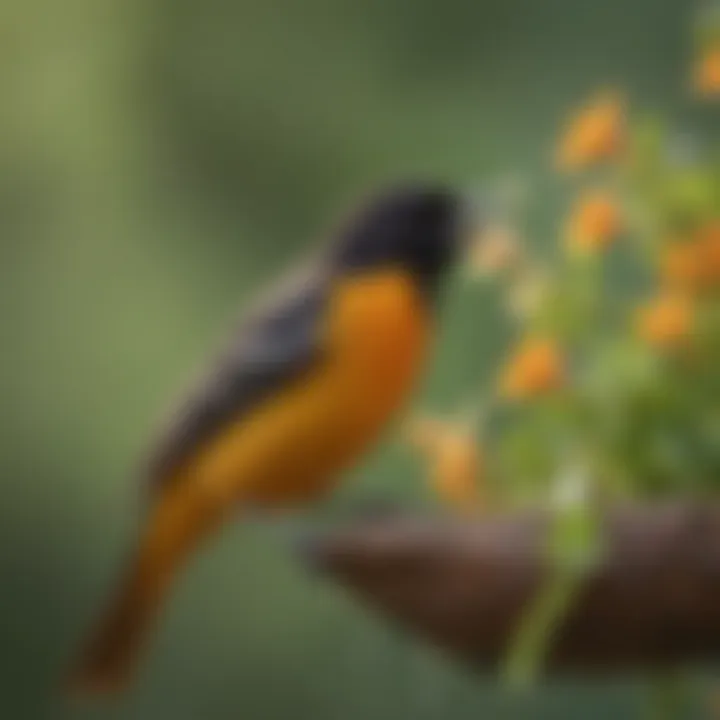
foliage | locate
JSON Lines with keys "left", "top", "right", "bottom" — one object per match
{"left": 406, "top": 4, "right": 720, "bottom": 687}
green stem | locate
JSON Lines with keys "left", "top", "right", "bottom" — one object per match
{"left": 502, "top": 563, "right": 588, "bottom": 690}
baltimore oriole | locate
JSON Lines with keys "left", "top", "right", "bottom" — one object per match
{"left": 67, "top": 185, "right": 471, "bottom": 698}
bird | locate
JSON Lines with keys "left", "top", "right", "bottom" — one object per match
{"left": 66, "top": 184, "right": 473, "bottom": 699}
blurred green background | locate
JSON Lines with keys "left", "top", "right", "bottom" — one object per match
{"left": 0, "top": 0, "right": 707, "bottom": 717}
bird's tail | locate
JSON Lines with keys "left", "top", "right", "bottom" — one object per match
{"left": 66, "top": 480, "right": 227, "bottom": 700}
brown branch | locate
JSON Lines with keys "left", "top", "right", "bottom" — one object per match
{"left": 298, "top": 503, "right": 720, "bottom": 674}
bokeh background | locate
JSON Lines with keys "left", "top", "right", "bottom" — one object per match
{"left": 0, "top": 0, "right": 706, "bottom": 717}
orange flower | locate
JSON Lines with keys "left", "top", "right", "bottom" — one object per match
{"left": 661, "top": 239, "right": 707, "bottom": 290}
{"left": 565, "top": 190, "right": 622, "bottom": 253}
{"left": 636, "top": 292, "right": 694, "bottom": 349}
{"left": 693, "top": 45, "right": 720, "bottom": 97}
{"left": 698, "top": 221, "right": 720, "bottom": 282}
{"left": 404, "top": 416, "right": 484, "bottom": 512}
{"left": 556, "top": 91, "right": 625, "bottom": 171}
{"left": 500, "top": 337, "right": 565, "bottom": 399}
{"left": 430, "top": 433, "right": 483, "bottom": 511}
{"left": 661, "top": 222, "right": 720, "bottom": 292}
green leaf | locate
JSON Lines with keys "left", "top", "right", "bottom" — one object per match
{"left": 658, "top": 168, "right": 718, "bottom": 227}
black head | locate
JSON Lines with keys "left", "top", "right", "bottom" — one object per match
{"left": 330, "top": 185, "right": 463, "bottom": 301}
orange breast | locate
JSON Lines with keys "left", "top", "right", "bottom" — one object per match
{"left": 182, "top": 270, "right": 430, "bottom": 506}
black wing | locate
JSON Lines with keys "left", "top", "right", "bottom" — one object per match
{"left": 144, "top": 259, "right": 331, "bottom": 490}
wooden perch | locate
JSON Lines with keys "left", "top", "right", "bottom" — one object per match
{"left": 298, "top": 503, "right": 720, "bottom": 674}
